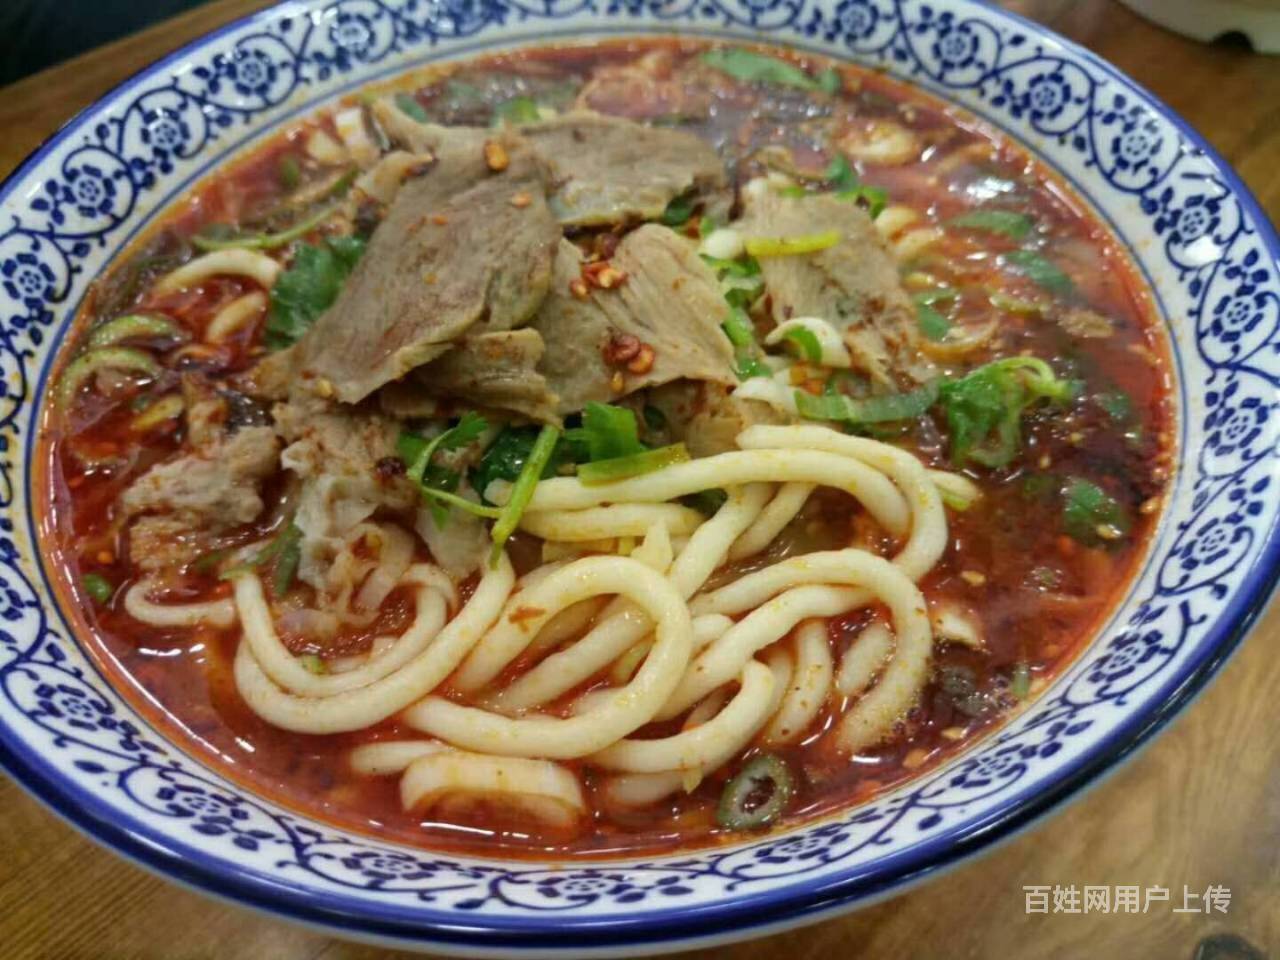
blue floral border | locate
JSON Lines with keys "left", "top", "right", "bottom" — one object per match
{"left": 0, "top": 0, "right": 1277, "bottom": 952}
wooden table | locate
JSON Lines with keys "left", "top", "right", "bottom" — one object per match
{"left": 2, "top": 2, "right": 1277, "bottom": 957}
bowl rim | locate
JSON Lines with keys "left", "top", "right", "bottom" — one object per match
{"left": 1, "top": 0, "right": 1278, "bottom": 953}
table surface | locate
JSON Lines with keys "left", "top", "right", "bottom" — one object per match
{"left": 1, "top": 1, "right": 1278, "bottom": 957}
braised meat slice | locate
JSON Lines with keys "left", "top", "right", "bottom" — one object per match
{"left": 531, "top": 227, "right": 737, "bottom": 416}
{"left": 516, "top": 111, "right": 727, "bottom": 226}
{"left": 414, "top": 328, "right": 557, "bottom": 423}
{"left": 739, "top": 188, "right": 935, "bottom": 386}
{"left": 293, "top": 126, "right": 558, "bottom": 404}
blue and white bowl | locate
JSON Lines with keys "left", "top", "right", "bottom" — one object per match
{"left": 1, "top": 1, "right": 1277, "bottom": 954}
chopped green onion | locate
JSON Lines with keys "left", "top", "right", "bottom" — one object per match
{"left": 988, "top": 290, "right": 1047, "bottom": 315}
{"left": 744, "top": 230, "right": 841, "bottom": 258}
{"left": 816, "top": 67, "right": 842, "bottom": 95}
{"left": 298, "top": 654, "right": 327, "bottom": 675}
{"left": 701, "top": 47, "right": 827, "bottom": 91}
{"left": 87, "top": 314, "right": 180, "bottom": 349}
{"left": 193, "top": 203, "right": 339, "bottom": 252}
{"left": 660, "top": 194, "right": 696, "bottom": 227}
{"left": 1003, "top": 249, "right": 1074, "bottom": 296}
{"left": 824, "top": 154, "right": 858, "bottom": 193}
{"left": 721, "top": 309, "right": 769, "bottom": 380}
{"left": 839, "top": 184, "right": 889, "bottom": 219}
{"left": 82, "top": 573, "right": 113, "bottom": 604}
{"left": 394, "top": 92, "right": 429, "bottom": 122}
{"left": 57, "top": 347, "right": 159, "bottom": 409}
{"left": 716, "top": 754, "right": 794, "bottom": 830}
{"left": 722, "top": 309, "right": 757, "bottom": 349}
{"left": 795, "top": 380, "right": 939, "bottom": 425}
{"left": 950, "top": 209, "right": 1034, "bottom": 240}
{"left": 493, "top": 96, "right": 541, "bottom": 126}
{"left": 916, "top": 303, "right": 952, "bottom": 341}
{"left": 1010, "top": 661, "right": 1032, "bottom": 700}
{"left": 272, "top": 524, "right": 303, "bottom": 596}
{"left": 278, "top": 155, "right": 302, "bottom": 190}
{"left": 191, "top": 548, "right": 233, "bottom": 575}
{"left": 577, "top": 443, "right": 690, "bottom": 485}
{"left": 491, "top": 425, "right": 560, "bottom": 564}
{"left": 683, "top": 488, "right": 728, "bottom": 516}
{"left": 782, "top": 327, "right": 823, "bottom": 362}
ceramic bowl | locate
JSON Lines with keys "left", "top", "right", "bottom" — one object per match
{"left": 1, "top": 1, "right": 1277, "bottom": 955}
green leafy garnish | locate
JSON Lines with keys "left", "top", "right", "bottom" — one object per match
{"left": 491, "top": 425, "right": 560, "bottom": 564}
{"left": 701, "top": 48, "right": 827, "bottom": 91}
{"left": 1062, "top": 477, "right": 1131, "bottom": 545}
{"left": 1010, "top": 662, "right": 1032, "bottom": 700}
{"left": 565, "top": 402, "right": 646, "bottom": 462}
{"left": 272, "top": 524, "right": 303, "bottom": 596}
{"left": 819, "top": 155, "right": 889, "bottom": 218}
{"left": 266, "top": 236, "right": 366, "bottom": 348}
{"left": 938, "top": 357, "right": 1075, "bottom": 468}
{"left": 493, "top": 96, "right": 541, "bottom": 126}
{"left": 578, "top": 443, "right": 690, "bottom": 485}
{"left": 1003, "top": 249, "right": 1074, "bottom": 296}
{"left": 192, "top": 203, "right": 339, "bottom": 253}
{"left": 472, "top": 425, "right": 572, "bottom": 501}
{"left": 912, "top": 287, "right": 959, "bottom": 306}
{"left": 660, "top": 194, "right": 696, "bottom": 227}
{"left": 795, "top": 380, "right": 940, "bottom": 425}
{"left": 298, "top": 654, "right": 327, "bottom": 675}
{"left": 950, "top": 209, "right": 1035, "bottom": 240}
{"left": 684, "top": 489, "right": 728, "bottom": 516}
{"left": 82, "top": 573, "right": 113, "bottom": 604}
{"left": 782, "top": 327, "right": 823, "bottom": 362}
{"left": 394, "top": 92, "right": 429, "bottom": 122}
{"left": 1095, "top": 390, "right": 1133, "bottom": 423}
{"left": 816, "top": 68, "right": 842, "bottom": 95}
{"left": 916, "top": 303, "right": 951, "bottom": 341}
{"left": 278, "top": 155, "right": 301, "bottom": 190}
{"left": 399, "top": 413, "right": 493, "bottom": 526}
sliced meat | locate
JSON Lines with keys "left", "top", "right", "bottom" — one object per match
{"left": 415, "top": 328, "right": 557, "bottom": 423}
{"left": 530, "top": 228, "right": 736, "bottom": 415}
{"left": 274, "top": 392, "right": 419, "bottom": 590}
{"left": 739, "top": 187, "right": 934, "bottom": 386}
{"left": 128, "top": 515, "right": 207, "bottom": 573}
{"left": 293, "top": 126, "right": 558, "bottom": 404}
{"left": 518, "top": 111, "right": 726, "bottom": 226}
{"left": 121, "top": 426, "right": 280, "bottom": 527}
{"left": 644, "top": 380, "right": 783, "bottom": 457}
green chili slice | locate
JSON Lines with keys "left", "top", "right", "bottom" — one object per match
{"left": 57, "top": 347, "right": 160, "bottom": 409}
{"left": 86, "top": 314, "right": 180, "bottom": 349}
{"left": 716, "top": 754, "right": 795, "bottom": 830}
{"left": 577, "top": 443, "right": 690, "bottom": 486}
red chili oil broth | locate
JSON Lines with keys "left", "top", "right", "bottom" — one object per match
{"left": 35, "top": 38, "right": 1173, "bottom": 859}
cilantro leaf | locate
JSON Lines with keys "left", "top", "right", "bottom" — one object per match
{"left": 937, "top": 357, "right": 1075, "bottom": 468}
{"left": 1062, "top": 477, "right": 1131, "bottom": 545}
{"left": 471, "top": 426, "right": 575, "bottom": 501}
{"left": 394, "top": 92, "right": 429, "bottom": 122}
{"left": 950, "top": 209, "right": 1035, "bottom": 240}
{"left": 266, "top": 236, "right": 365, "bottom": 348}
{"left": 565, "top": 402, "right": 646, "bottom": 462}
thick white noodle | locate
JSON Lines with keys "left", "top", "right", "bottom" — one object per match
{"left": 728, "top": 482, "right": 815, "bottom": 561}
{"left": 154, "top": 249, "right": 282, "bottom": 294}
{"left": 401, "top": 555, "right": 694, "bottom": 759}
{"left": 519, "top": 503, "right": 704, "bottom": 542}
{"left": 400, "top": 751, "right": 586, "bottom": 828}
{"left": 235, "top": 564, "right": 449, "bottom": 696}
{"left": 487, "top": 485, "right": 770, "bottom": 712}
{"left": 763, "top": 620, "right": 834, "bottom": 745}
{"left": 350, "top": 740, "right": 447, "bottom": 775}
{"left": 512, "top": 450, "right": 910, "bottom": 537}
{"left": 928, "top": 469, "right": 983, "bottom": 509}
{"left": 931, "top": 600, "right": 986, "bottom": 649}
{"left": 591, "top": 660, "right": 776, "bottom": 773}
{"left": 734, "top": 424, "right": 947, "bottom": 581}
{"left": 124, "top": 579, "right": 236, "bottom": 629}
{"left": 661, "top": 550, "right": 930, "bottom": 724}
{"left": 232, "top": 553, "right": 515, "bottom": 734}
{"left": 835, "top": 621, "right": 894, "bottom": 697}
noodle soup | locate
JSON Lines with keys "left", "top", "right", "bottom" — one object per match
{"left": 39, "top": 39, "right": 1171, "bottom": 858}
